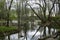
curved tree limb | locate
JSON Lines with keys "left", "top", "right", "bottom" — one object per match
{"left": 35, "top": 3, "right": 43, "bottom": 9}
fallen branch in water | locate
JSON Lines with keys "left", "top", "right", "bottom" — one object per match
{"left": 38, "top": 34, "right": 56, "bottom": 40}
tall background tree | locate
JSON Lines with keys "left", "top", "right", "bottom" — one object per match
{"left": 6, "top": 0, "right": 13, "bottom": 27}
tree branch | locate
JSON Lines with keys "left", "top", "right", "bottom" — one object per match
{"left": 43, "top": 0, "right": 46, "bottom": 18}
{"left": 48, "top": 0, "right": 56, "bottom": 20}
{"left": 27, "top": 4, "right": 43, "bottom": 21}
{"left": 9, "top": 0, "right": 13, "bottom": 10}
{"left": 31, "top": 23, "right": 49, "bottom": 40}
{"left": 35, "top": 3, "right": 43, "bottom": 9}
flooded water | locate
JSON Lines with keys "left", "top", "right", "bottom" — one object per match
{"left": 4, "top": 30, "right": 40, "bottom": 40}
{"left": 0, "top": 24, "right": 57, "bottom": 40}
{"left": 3, "top": 28, "right": 56, "bottom": 40}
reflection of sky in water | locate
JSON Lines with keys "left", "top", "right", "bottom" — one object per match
{"left": 5, "top": 27, "right": 56, "bottom": 40}
{"left": 5, "top": 30, "right": 40, "bottom": 40}
{"left": 10, "top": 34, "right": 18, "bottom": 39}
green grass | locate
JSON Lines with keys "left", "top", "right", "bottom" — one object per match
{"left": 0, "top": 26, "right": 18, "bottom": 38}
{"left": 0, "top": 26, "right": 17, "bottom": 32}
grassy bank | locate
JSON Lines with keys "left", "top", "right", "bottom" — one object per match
{"left": 0, "top": 26, "right": 17, "bottom": 32}
{"left": 0, "top": 26, "right": 18, "bottom": 37}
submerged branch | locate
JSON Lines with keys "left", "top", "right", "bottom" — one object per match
{"left": 31, "top": 24, "right": 47, "bottom": 39}
{"left": 38, "top": 34, "right": 56, "bottom": 40}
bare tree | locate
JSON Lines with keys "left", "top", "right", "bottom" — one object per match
{"left": 25, "top": 0, "right": 58, "bottom": 40}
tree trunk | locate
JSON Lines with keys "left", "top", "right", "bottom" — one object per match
{"left": 6, "top": 0, "right": 13, "bottom": 27}
{"left": 43, "top": 27, "right": 46, "bottom": 36}
{"left": 59, "top": 3, "right": 60, "bottom": 15}
{"left": 6, "top": 11, "right": 9, "bottom": 27}
{"left": 8, "top": 35, "right": 10, "bottom": 40}
{"left": 48, "top": 27, "right": 51, "bottom": 35}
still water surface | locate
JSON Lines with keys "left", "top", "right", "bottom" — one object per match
{"left": 0, "top": 25, "right": 56, "bottom": 40}
{"left": 5, "top": 30, "right": 40, "bottom": 40}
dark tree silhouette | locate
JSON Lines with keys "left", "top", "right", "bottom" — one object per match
{"left": 6, "top": 0, "right": 13, "bottom": 27}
